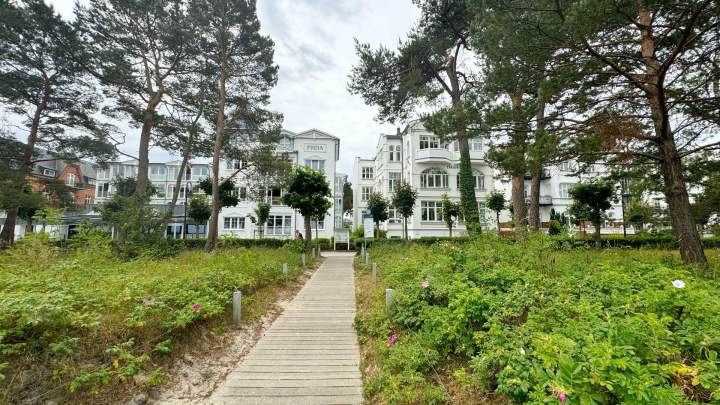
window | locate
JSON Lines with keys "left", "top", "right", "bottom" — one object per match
{"left": 421, "top": 201, "right": 441, "bottom": 221}
{"left": 191, "top": 166, "right": 209, "bottom": 177}
{"left": 168, "top": 184, "right": 188, "bottom": 199}
{"left": 239, "top": 186, "right": 247, "bottom": 200}
{"left": 310, "top": 219, "right": 325, "bottom": 230}
{"left": 559, "top": 183, "right": 575, "bottom": 199}
{"left": 280, "top": 136, "right": 293, "bottom": 150}
{"left": 266, "top": 215, "right": 291, "bottom": 235}
{"left": 97, "top": 182, "right": 109, "bottom": 198}
{"left": 361, "top": 167, "right": 374, "bottom": 179}
{"left": 361, "top": 186, "right": 372, "bottom": 202}
{"left": 458, "top": 172, "right": 485, "bottom": 190}
{"left": 388, "top": 145, "right": 401, "bottom": 161}
{"left": 470, "top": 138, "right": 483, "bottom": 152}
{"left": 305, "top": 159, "right": 325, "bottom": 172}
{"left": 266, "top": 188, "right": 282, "bottom": 205}
{"left": 97, "top": 169, "right": 109, "bottom": 180}
{"left": 420, "top": 168, "right": 448, "bottom": 189}
{"left": 223, "top": 216, "right": 245, "bottom": 230}
{"left": 559, "top": 161, "right": 576, "bottom": 172}
{"left": 155, "top": 187, "right": 166, "bottom": 198}
{"left": 477, "top": 202, "right": 486, "bottom": 221}
{"left": 42, "top": 168, "right": 56, "bottom": 177}
{"left": 150, "top": 165, "right": 166, "bottom": 177}
{"left": 66, "top": 173, "right": 76, "bottom": 187}
{"left": 84, "top": 195, "right": 93, "bottom": 205}
{"left": 419, "top": 135, "right": 440, "bottom": 149}
{"left": 388, "top": 172, "right": 401, "bottom": 192}
{"left": 388, "top": 208, "right": 401, "bottom": 224}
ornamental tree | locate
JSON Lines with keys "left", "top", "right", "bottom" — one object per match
{"left": 349, "top": 0, "right": 482, "bottom": 234}
{"left": 485, "top": 191, "right": 506, "bottom": 233}
{"left": 249, "top": 202, "right": 270, "bottom": 238}
{"left": 281, "top": 166, "right": 331, "bottom": 251}
{"left": 391, "top": 181, "right": 417, "bottom": 240}
{"left": 187, "top": 195, "right": 211, "bottom": 239}
{"left": 568, "top": 182, "right": 615, "bottom": 247}
{"left": 366, "top": 192, "right": 389, "bottom": 237}
{"left": 440, "top": 194, "right": 460, "bottom": 237}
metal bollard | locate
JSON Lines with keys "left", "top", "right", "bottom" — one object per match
{"left": 385, "top": 288, "right": 394, "bottom": 315}
{"left": 232, "top": 291, "right": 242, "bottom": 326}
{"left": 283, "top": 262, "right": 288, "bottom": 280}
{"left": 302, "top": 252, "right": 306, "bottom": 266}
{"left": 312, "top": 247, "right": 316, "bottom": 258}
{"left": 372, "top": 262, "right": 377, "bottom": 283}
{"left": 365, "top": 253, "right": 369, "bottom": 265}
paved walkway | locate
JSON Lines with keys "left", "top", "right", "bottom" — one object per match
{"left": 210, "top": 252, "right": 361, "bottom": 405}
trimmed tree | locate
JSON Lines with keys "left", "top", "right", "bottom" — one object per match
{"left": 568, "top": 182, "right": 615, "bottom": 247}
{"left": 281, "top": 166, "right": 331, "bottom": 251}
{"left": 485, "top": 191, "right": 506, "bottom": 233}
{"left": 440, "top": 194, "right": 460, "bottom": 237}
{"left": 342, "top": 182, "right": 353, "bottom": 214}
{"left": 187, "top": 195, "right": 211, "bottom": 239}
{"left": 391, "top": 181, "right": 417, "bottom": 240}
{"left": 366, "top": 192, "right": 389, "bottom": 238}
{"left": 249, "top": 202, "right": 270, "bottom": 238}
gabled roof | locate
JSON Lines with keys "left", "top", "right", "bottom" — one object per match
{"left": 294, "top": 128, "right": 340, "bottom": 141}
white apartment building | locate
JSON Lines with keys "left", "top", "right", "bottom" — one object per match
{"left": 353, "top": 120, "right": 626, "bottom": 238}
{"left": 217, "top": 128, "right": 343, "bottom": 240}
{"left": 353, "top": 121, "right": 497, "bottom": 238}
{"left": 94, "top": 129, "right": 345, "bottom": 240}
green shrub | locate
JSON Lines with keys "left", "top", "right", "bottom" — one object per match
{"left": 356, "top": 235, "right": 720, "bottom": 403}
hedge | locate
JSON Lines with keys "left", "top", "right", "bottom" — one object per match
{"left": 167, "top": 237, "right": 335, "bottom": 251}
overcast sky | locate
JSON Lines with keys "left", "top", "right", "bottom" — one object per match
{"left": 39, "top": 0, "right": 420, "bottom": 181}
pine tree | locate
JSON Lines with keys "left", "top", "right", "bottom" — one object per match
{"left": 189, "top": 0, "right": 282, "bottom": 252}
{"left": 0, "top": 0, "right": 114, "bottom": 247}
{"left": 349, "top": 0, "right": 482, "bottom": 234}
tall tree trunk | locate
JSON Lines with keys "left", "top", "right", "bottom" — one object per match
{"left": 528, "top": 170, "right": 541, "bottom": 231}
{"left": 593, "top": 220, "right": 601, "bottom": 247}
{"left": 135, "top": 66, "right": 165, "bottom": 195}
{"left": 304, "top": 215, "right": 312, "bottom": 251}
{"left": 496, "top": 211, "right": 501, "bottom": 233}
{"left": 638, "top": 8, "right": 707, "bottom": 266}
{"left": 446, "top": 59, "right": 479, "bottom": 235}
{"left": 25, "top": 217, "right": 34, "bottom": 234}
{"left": 1, "top": 88, "right": 48, "bottom": 248}
{"left": 403, "top": 216, "right": 408, "bottom": 240}
{"left": 205, "top": 70, "right": 226, "bottom": 252}
{"left": 510, "top": 93, "right": 528, "bottom": 237}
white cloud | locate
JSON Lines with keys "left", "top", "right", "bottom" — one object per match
{"left": 28, "top": 0, "right": 420, "bottom": 181}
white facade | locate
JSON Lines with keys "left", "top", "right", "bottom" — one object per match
{"left": 353, "top": 121, "right": 496, "bottom": 238}
{"left": 353, "top": 121, "right": 627, "bottom": 238}
{"left": 217, "top": 129, "right": 342, "bottom": 239}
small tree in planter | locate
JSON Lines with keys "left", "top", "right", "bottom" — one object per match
{"left": 281, "top": 166, "right": 331, "bottom": 251}
{"left": 187, "top": 195, "right": 211, "bottom": 239}
{"left": 366, "top": 192, "right": 389, "bottom": 237}
{"left": 440, "top": 194, "right": 460, "bottom": 237}
{"left": 568, "top": 182, "right": 615, "bottom": 247}
{"left": 311, "top": 198, "right": 332, "bottom": 252}
{"left": 486, "top": 191, "right": 506, "bottom": 233}
{"left": 391, "top": 181, "right": 417, "bottom": 240}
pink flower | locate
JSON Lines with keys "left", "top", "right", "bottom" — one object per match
{"left": 556, "top": 391, "right": 567, "bottom": 403}
{"left": 192, "top": 304, "right": 201, "bottom": 311}
{"left": 386, "top": 334, "right": 398, "bottom": 348}
{"left": 143, "top": 299, "right": 155, "bottom": 307}
{"left": 192, "top": 278, "right": 202, "bottom": 286}
{"left": 421, "top": 279, "right": 430, "bottom": 288}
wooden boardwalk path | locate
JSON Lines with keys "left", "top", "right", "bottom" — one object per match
{"left": 210, "top": 252, "right": 361, "bottom": 405}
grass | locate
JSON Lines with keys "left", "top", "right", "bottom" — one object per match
{"left": 0, "top": 234, "right": 315, "bottom": 404}
{"left": 354, "top": 236, "right": 720, "bottom": 404}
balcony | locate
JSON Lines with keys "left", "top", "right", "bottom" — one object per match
{"left": 539, "top": 195, "right": 553, "bottom": 206}
{"left": 524, "top": 169, "right": 551, "bottom": 180}
{"left": 415, "top": 148, "right": 454, "bottom": 163}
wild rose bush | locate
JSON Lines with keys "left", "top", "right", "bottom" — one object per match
{"left": 355, "top": 236, "right": 720, "bottom": 404}
{"left": 0, "top": 235, "right": 306, "bottom": 402}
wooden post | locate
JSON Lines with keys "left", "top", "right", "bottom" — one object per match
{"left": 385, "top": 288, "right": 394, "bottom": 315}
{"left": 232, "top": 291, "right": 242, "bottom": 326}
{"left": 302, "top": 252, "right": 306, "bottom": 267}
{"left": 372, "top": 262, "right": 377, "bottom": 283}
{"left": 312, "top": 247, "right": 316, "bottom": 258}
{"left": 283, "top": 262, "right": 288, "bottom": 281}
{"left": 365, "top": 253, "right": 369, "bottom": 265}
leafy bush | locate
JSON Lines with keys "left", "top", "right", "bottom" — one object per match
{"left": 355, "top": 235, "right": 720, "bottom": 403}
{"left": 0, "top": 237, "right": 310, "bottom": 402}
